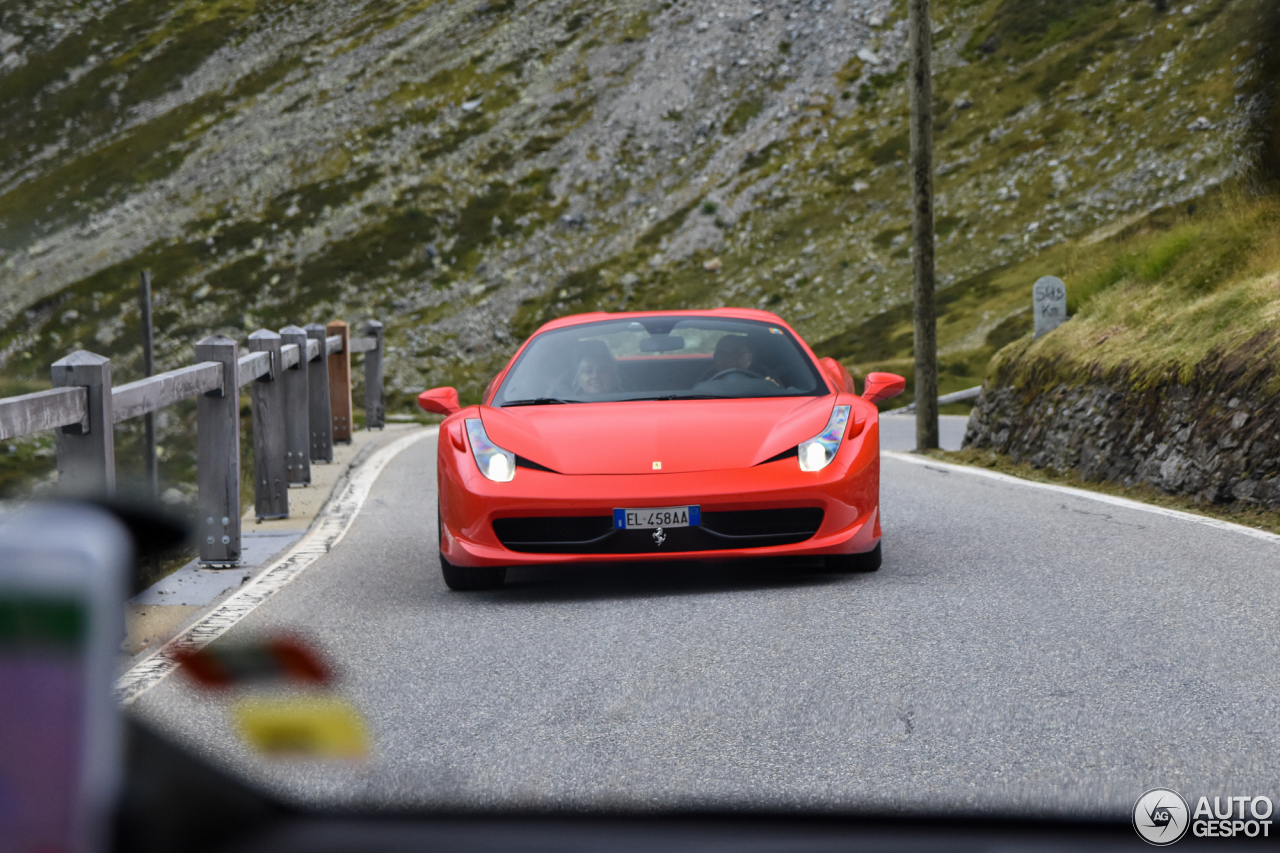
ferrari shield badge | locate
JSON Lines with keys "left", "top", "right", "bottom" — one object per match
{"left": 652, "top": 527, "right": 666, "bottom": 547}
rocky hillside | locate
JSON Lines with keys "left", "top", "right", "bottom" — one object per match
{"left": 0, "top": 0, "right": 1274, "bottom": 494}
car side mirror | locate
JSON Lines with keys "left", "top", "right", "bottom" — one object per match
{"left": 862, "top": 372, "right": 906, "bottom": 404}
{"left": 418, "top": 386, "right": 461, "bottom": 416}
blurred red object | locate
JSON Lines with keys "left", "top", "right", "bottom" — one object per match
{"left": 175, "top": 635, "right": 330, "bottom": 688}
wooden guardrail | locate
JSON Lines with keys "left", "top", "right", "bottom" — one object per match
{"left": 0, "top": 318, "right": 386, "bottom": 566}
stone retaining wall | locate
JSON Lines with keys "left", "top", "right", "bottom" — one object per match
{"left": 963, "top": 380, "right": 1280, "bottom": 510}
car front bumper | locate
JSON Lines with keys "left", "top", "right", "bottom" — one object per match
{"left": 439, "top": 425, "right": 881, "bottom": 568}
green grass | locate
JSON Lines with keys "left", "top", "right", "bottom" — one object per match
{"left": 988, "top": 189, "right": 1280, "bottom": 395}
{"left": 963, "top": 0, "right": 1117, "bottom": 64}
{"left": 722, "top": 97, "right": 763, "bottom": 135}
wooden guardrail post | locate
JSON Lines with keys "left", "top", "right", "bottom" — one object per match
{"left": 139, "top": 271, "right": 158, "bottom": 498}
{"left": 51, "top": 351, "right": 115, "bottom": 497}
{"left": 363, "top": 320, "right": 384, "bottom": 430}
{"left": 195, "top": 335, "right": 240, "bottom": 565}
{"left": 327, "top": 320, "right": 352, "bottom": 443}
{"left": 279, "top": 325, "right": 311, "bottom": 486}
{"left": 247, "top": 330, "right": 288, "bottom": 520}
{"left": 304, "top": 323, "right": 333, "bottom": 463}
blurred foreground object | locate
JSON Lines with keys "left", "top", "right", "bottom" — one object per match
{"left": 233, "top": 696, "right": 369, "bottom": 759}
{"left": 174, "top": 635, "right": 330, "bottom": 689}
{"left": 0, "top": 503, "right": 130, "bottom": 853}
{"left": 176, "top": 635, "right": 368, "bottom": 759}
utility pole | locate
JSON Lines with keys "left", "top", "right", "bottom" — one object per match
{"left": 139, "top": 271, "right": 158, "bottom": 496}
{"left": 907, "top": 0, "right": 938, "bottom": 450}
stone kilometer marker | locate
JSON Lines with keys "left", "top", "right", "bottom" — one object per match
{"left": 1033, "top": 276, "right": 1068, "bottom": 339}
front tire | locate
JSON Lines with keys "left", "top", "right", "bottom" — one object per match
{"left": 825, "top": 542, "right": 881, "bottom": 573}
{"left": 438, "top": 507, "right": 505, "bottom": 590}
{"left": 440, "top": 552, "right": 506, "bottom": 591}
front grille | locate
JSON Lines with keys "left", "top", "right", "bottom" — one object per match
{"left": 492, "top": 515, "right": 614, "bottom": 547}
{"left": 492, "top": 508, "right": 824, "bottom": 554}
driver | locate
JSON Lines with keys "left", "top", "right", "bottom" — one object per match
{"left": 706, "top": 335, "right": 780, "bottom": 385}
{"left": 571, "top": 342, "right": 621, "bottom": 394}
{"left": 712, "top": 335, "right": 753, "bottom": 374}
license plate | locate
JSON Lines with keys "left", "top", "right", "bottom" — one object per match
{"left": 613, "top": 506, "right": 700, "bottom": 530}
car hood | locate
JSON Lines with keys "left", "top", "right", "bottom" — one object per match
{"left": 480, "top": 396, "right": 840, "bottom": 475}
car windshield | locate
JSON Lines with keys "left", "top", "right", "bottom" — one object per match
{"left": 493, "top": 317, "right": 827, "bottom": 405}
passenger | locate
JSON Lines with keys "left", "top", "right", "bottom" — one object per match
{"left": 571, "top": 342, "right": 621, "bottom": 394}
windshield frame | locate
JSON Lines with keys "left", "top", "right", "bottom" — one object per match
{"left": 490, "top": 315, "right": 832, "bottom": 407}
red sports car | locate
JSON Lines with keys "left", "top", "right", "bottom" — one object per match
{"left": 418, "top": 309, "right": 905, "bottom": 590}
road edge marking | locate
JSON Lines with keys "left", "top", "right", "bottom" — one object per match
{"left": 882, "top": 450, "right": 1280, "bottom": 545}
{"left": 115, "top": 426, "right": 437, "bottom": 705}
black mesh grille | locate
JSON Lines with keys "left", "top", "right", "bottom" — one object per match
{"left": 701, "top": 508, "right": 824, "bottom": 537}
{"left": 492, "top": 508, "right": 823, "bottom": 554}
{"left": 492, "top": 516, "right": 613, "bottom": 547}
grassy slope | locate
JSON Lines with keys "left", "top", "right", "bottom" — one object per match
{"left": 0, "top": 0, "right": 1273, "bottom": 497}
{"left": 986, "top": 187, "right": 1280, "bottom": 397}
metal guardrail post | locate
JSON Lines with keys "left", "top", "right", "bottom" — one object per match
{"left": 363, "top": 320, "right": 384, "bottom": 430}
{"left": 304, "top": 323, "right": 333, "bottom": 463}
{"left": 279, "top": 325, "right": 311, "bottom": 486}
{"left": 248, "top": 330, "right": 288, "bottom": 521}
{"left": 195, "top": 335, "right": 241, "bottom": 565}
{"left": 327, "top": 320, "right": 353, "bottom": 443}
{"left": 896, "top": 385, "right": 983, "bottom": 415}
{"left": 51, "top": 351, "right": 115, "bottom": 497}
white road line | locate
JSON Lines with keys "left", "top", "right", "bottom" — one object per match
{"left": 883, "top": 450, "right": 1280, "bottom": 545}
{"left": 116, "top": 426, "right": 437, "bottom": 705}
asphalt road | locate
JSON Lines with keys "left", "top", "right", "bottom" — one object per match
{"left": 135, "top": 416, "right": 1280, "bottom": 818}
{"left": 878, "top": 412, "right": 968, "bottom": 452}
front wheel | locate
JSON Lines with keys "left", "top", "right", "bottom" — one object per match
{"left": 440, "top": 551, "right": 506, "bottom": 590}
{"left": 824, "top": 542, "right": 881, "bottom": 573}
{"left": 439, "top": 506, "right": 505, "bottom": 590}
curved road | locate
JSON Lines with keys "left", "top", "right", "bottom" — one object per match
{"left": 135, "top": 416, "right": 1280, "bottom": 816}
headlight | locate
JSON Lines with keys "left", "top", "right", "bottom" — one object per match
{"left": 465, "top": 419, "right": 516, "bottom": 482}
{"left": 798, "top": 405, "right": 851, "bottom": 472}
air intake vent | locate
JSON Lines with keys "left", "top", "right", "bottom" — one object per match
{"left": 492, "top": 508, "right": 823, "bottom": 554}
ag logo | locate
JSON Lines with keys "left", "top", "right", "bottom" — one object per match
{"left": 1134, "top": 788, "right": 1190, "bottom": 846}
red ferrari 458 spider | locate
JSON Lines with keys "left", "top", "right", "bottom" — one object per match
{"left": 418, "top": 309, "right": 905, "bottom": 590}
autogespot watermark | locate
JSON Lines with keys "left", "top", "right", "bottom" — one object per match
{"left": 1133, "top": 788, "right": 1275, "bottom": 845}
